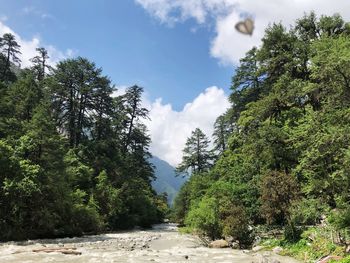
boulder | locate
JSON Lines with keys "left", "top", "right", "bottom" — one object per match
{"left": 256, "top": 254, "right": 269, "bottom": 263}
{"left": 346, "top": 245, "right": 350, "bottom": 254}
{"left": 231, "top": 242, "right": 240, "bottom": 249}
{"left": 209, "top": 239, "right": 229, "bottom": 248}
{"left": 252, "top": 245, "right": 264, "bottom": 252}
{"left": 254, "top": 254, "right": 280, "bottom": 263}
{"left": 272, "top": 246, "right": 283, "bottom": 254}
{"left": 225, "top": 236, "right": 234, "bottom": 244}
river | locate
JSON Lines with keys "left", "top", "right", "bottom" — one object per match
{"left": 0, "top": 224, "right": 300, "bottom": 262}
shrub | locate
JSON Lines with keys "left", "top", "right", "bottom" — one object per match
{"left": 260, "top": 170, "right": 299, "bottom": 225}
{"left": 289, "top": 198, "right": 330, "bottom": 226}
{"left": 221, "top": 205, "right": 254, "bottom": 248}
{"left": 185, "top": 196, "right": 221, "bottom": 240}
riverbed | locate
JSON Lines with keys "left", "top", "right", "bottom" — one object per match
{"left": 0, "top": 224, "right": 300, "bottom": 262}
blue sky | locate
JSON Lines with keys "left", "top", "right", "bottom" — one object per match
{"left": 0, "top": 0, "right": 233, "bottom": 111}
{"left": 1, "top": 0, "right": 349, "bottom": 165}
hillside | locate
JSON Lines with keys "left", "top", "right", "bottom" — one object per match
{"left": 151, "top": 156, "right": 187, "bottom": 205}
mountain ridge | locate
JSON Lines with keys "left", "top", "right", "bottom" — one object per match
{"left": 150, "top": 156, "right": 187, "bottom": 205}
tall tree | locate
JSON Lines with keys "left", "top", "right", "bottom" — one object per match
{"left": 212, "top": 113, "right": 233, "bottom": 154}
{"left": 50, "top": 57, "right": 113, "bottom": 147}
{"left": 177, "top": 128, "right": 212, "bottom": 174}
{"left": 30, "top": 47, "right": 51, "bottom": 81}
{"left": 0, "top": 33, "right": 21, "bottom": 81}
{"left": 122, "top": 85, "right": 149, "bottom": 152}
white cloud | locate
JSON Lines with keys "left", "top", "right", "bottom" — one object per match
{"left": 0, "top": 21, "right": 74, "bottom": 67}
{"left": 111, "top": 85, "right": 229, "bottom": 166}
{"left": 145, "top": 86, "right": 229, "bottom": 166}
{"left": 136, "top": 0, "right": 350, "bottom": 65}
{"left": 111, "top": 85, "right": 128, "bottom": 98}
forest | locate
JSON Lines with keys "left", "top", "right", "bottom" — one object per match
{"left": 0, "top": 34, "right": 167, "bottom": 240}
{"left": 1, "top": 9, "right": 350, "bottom": 262}
{"left": 173, "top": 12, "right": 350, "bottom": 261}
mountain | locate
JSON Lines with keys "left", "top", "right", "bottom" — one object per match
{"left": 150, "top": 156, "right": 187, "bottom": 205}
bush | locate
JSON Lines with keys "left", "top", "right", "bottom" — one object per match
{"left": 284, "top": 222, "right": 302, "bottom": 242}
{"left": 185, "top": 196, "right": 221, "bottom": 240}
{"left": 289, "top": 198, "right": 330, "bottom": 226}
{"left": 260, "top": 170, "right": 299, "bottom": 225}
{"left": 331, "top": 256, "right": 350, "bottom": 263}
{"left": 328, "top": 197, "right": 350, "bottom": 231}
{"left": 278, "top": 227, "right": 345, "bottom": 262}
{"left": 221, "top": 205, "right": 254, "bottom": 248}
{"left": 70, "top": 189, "right": 103, "bottom": 234}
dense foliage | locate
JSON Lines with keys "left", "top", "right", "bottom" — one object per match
{"left": 173, "top": 12, "right": 350, "bottom": 249}
{"left": 0, "top": 39, "right": 167, "bottom": 240}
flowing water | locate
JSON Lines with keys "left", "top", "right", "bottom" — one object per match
{"left": 0, "top": 224, "right": 300, "bottom": 263}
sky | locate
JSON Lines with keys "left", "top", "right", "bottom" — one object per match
{"left": 0, "top": 0, "right": 349, "bottom": 166}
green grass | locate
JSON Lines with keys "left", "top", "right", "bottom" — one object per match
{"left": 330, "top": 256, "right": 350, "bottom": 263}
{"left": 178, "top": 226, "right": 196, "bottom": 234}
{"left": 261, "top": 227, "right": 347, "bottom": 263}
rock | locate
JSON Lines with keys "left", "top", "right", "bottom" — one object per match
{"left": 225, "top": 236, "right": 234, "bottom": 244}
{"left": 346, "top": 245, "right": 350, "bottom": 253}
{"left": 184, "top": 255, "right": 189, "bottom": 259}
{"left": 209, "top": 239, "right": 229, "bottom": 248}
{"left": 253, "top": 236, "right": 262, "bottom": 247}
{"left": 231, "top": 242, "right": 240, "bottom": 249}
{"left": 252, "top": 245, "right": 264, "bottom": 252}
{"left": 256, "top": 254, "right": 269, "bottom": 263}
{"left": 272, "top": 246, "right": 283, "bottom": 254}
{"left": 263, "top": 251, "right": 271, "bottom": 257}
{"left": 316, "top": 255, "right": 343, "bottom": 263}
{"left": 271, "top": 259, "right": 281, "bottom": 263}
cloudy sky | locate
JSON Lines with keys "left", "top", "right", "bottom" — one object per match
{"left": 1, "top": 0, "right": 349, "bottom": 165}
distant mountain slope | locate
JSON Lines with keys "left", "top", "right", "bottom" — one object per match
{"left": 150, "top": 156, "right": 187, "bottom": 205}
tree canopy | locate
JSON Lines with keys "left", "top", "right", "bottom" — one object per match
{"left": 0, "top": 37, "right": 167, "bottom": 241}
{"left": 173, "top": 12, "right": 350, "bottom": 248}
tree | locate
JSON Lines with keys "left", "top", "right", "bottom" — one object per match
{"left": 212, "top": 113, "right": 232, "bottom": 154}
{"left": 185, "top": 196, "right": 221, "bottom": 240}
{"left": 177, "top": 128, "right": 212, "bottom": 174}
{"left": 0, "top": 33, "right": 21, "bottom": 81}
{"left": 260, "top": 171, "right": 299, "bottom": 225}
{"left": 30, "top": 47, "right": 51, "bottom": 81}
{"left": 50, "top": 57, "right": 113, "bottom": 147}
{"left": 229, "top": 47, "right": 263, "bottom": 125}
{"left": 174, "top": 13, "right": 350, "bottom": 251}
{"left": 122, "top": 85, "right": 149, "bottom": 152}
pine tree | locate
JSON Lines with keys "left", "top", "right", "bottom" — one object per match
{"left": 0, "top": 33, "right": 21, "bottom": 81}
{"left": 177, "top": 128, "right": 212, "bottom": 174}
{"left": 30, "top": 47, "right": 51, "bottom": 81}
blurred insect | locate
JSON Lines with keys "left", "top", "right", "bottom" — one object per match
{"left": 235, "top": 18, "right": 254, "bottom": 36}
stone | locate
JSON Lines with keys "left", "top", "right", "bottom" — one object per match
{"left": 252, "top": 245, "right": 264, "bottom": 252}
{"left": 209, "top": 239, "right": 229, "bottom": 248}
{"left": 184, "top": 255, "right": 189, "bottom": 259}
{"left": 346, "top": 245, "right": 350, "bottom": 253}
{"left": 256, "top": 254, "right": 269, "bottom": 263}
{"left": 272, "top": 246, "right": 283, "bottom": 254}
{"left": 263, "top": 251, "right": 271, "bottom": 257}
{"left": 231, "top": 242, "right": 240, "bottom": 249}
{"left": 225, "top": 236, "right": 234, "bottom": 243}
